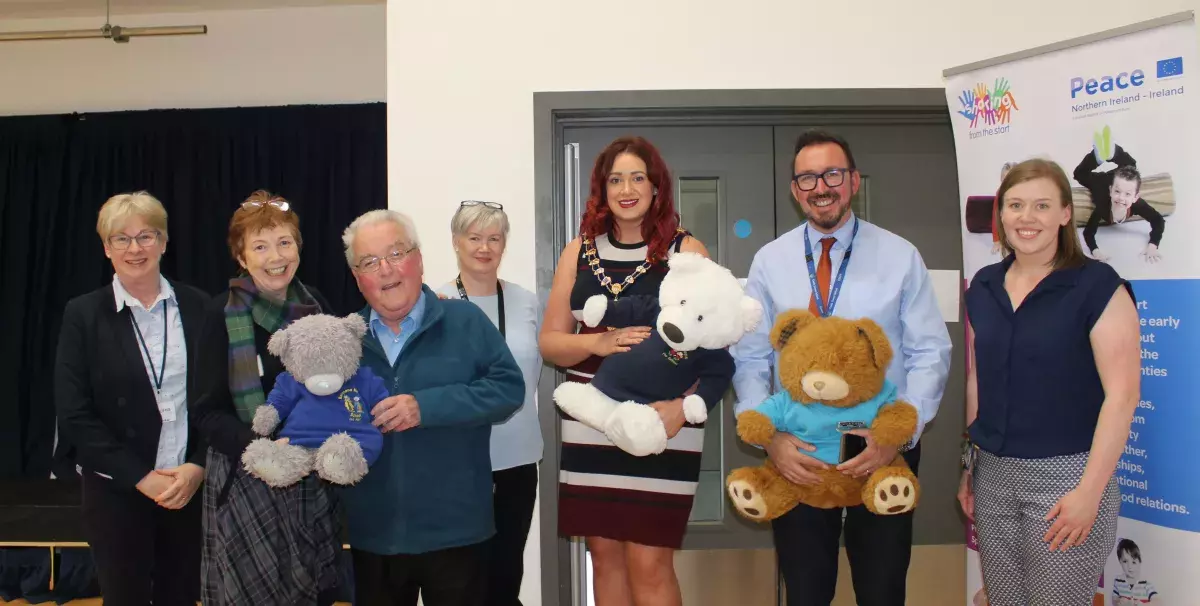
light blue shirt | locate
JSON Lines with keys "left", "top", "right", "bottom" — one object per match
{"left": 370, "top": 291, "right": 427, "bottom": 366}
{"left": 730, "top": 214, "right": 952, "bottom": 446}
{"left": 437, "top": 280, "right": 545, "bottom": 471}
{"left": 112, "top": 274, "right": 188, "bottom": 470}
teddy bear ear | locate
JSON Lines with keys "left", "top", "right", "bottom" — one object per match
{"left": 854, "top": 319, "right": 894, "bottom": 370}
{"left": 769, "top": 309, "right": 817, "bottom": 351}
{"left": 740, "top": 296, "right": 764, "bottom": 333}
{"left": 266, "top": 328, "right": 289, "bottom": 358}
{"left": 667, "top": 251, "right": 707, "bottom": 272}
{"left": 343, "top": 314, "right": 368, "bottom": 339}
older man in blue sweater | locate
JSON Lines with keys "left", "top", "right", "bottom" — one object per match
{"left": 338, "top": 209, "right": 524, "bottom": 606}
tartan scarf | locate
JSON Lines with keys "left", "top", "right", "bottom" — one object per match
{"left": 224, "top": 275, "right": 321, "bottom": 423}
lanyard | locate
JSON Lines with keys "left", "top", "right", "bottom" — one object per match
{"left": 130, "top": 302, "right": 168, "bottom": 394}
{"left": 456, "top": 276, "right": 505, "bottom": 337}
{"left": 804, "top": 217, "right": 859, "bottom": 318}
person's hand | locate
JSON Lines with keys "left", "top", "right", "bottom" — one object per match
{"left": 1092, "top": 248, "right": 1111, "bottom": 263}
{"left": 1043, "top": 486, "right": 1102, "bottom": 551}
{"left": 650, "top": 398, "right": 685, "bottom": 438}
{"left": 957, "top": 471, "right": 975, "bottom": 521}
{"left": 589, "top": 326, "right": 652, "bottom": 357}
{"left": 372, "top": 394, "right": 421, "bottom": 432}
{"left": 135, "top": 470, "right": 175, "bottom": 501}
{"left": 154, "top": 463, "right": 204, "bottom": 510}
{"left": 990, "top": 241, "right": 1003, "bottom": 256}
{"left": 765, "top": 432, "right": 826, "bottom": 485}
{"left": 1142, "top": 243, "right": 1162, "bottom": 263}
{"left": 835, "top": 429, "right": 899, "bottom": 479}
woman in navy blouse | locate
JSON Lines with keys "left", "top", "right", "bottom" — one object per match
{"left": 959, "top": 158, "right": 1141, "bottom": 605}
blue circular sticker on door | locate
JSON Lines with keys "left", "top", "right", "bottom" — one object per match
{"left": 734, "top": 220, "right": 752, "bottom": 239}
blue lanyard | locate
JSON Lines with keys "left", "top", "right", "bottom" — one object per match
{"left": 130, "top": 302, "right": 168, "bottom": 394}
{"left": 804, "top": 217, "right": 859, "bottom": 317}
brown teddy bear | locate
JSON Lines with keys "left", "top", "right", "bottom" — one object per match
{"left": 726, "top": 309, "right": 920, "bottom": 522}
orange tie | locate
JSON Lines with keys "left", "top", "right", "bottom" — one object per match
{"left": 808, "top": 237, "right": 836, "bottom": 316}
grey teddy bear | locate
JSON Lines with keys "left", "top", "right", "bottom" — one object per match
{"left": 240, "top": 313, "right": 390, "bottom": 487}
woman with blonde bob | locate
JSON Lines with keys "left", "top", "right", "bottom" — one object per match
{"left": 436, "top": 200, "right": 544, "bottom": 606}
{"left": 55, "top": 191, "right": 210, "bottom": 605}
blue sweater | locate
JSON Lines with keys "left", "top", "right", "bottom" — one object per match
{"left": 338, "top": 285, "right": 525, "bottom": 555}
{"left": 267, "top": 367, "right": 390, "bottom": 466}
{"left": 755, "top": 380, "right": 899, "bottom": 465}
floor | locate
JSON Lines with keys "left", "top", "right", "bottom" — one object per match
{"left": 2, "top": 545, "right": 965, "bottom": 605}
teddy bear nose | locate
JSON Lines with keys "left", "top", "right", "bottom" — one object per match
{"left": 663, "top": 322, "right": 684, "bottom": 344}
{"left": 813, "top": 380, "right": 826, "bottom": 391}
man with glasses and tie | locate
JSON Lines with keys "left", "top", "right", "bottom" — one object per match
{"left": 730, "top": 130, "right": 952, "bottom": 606}
{"left": 336, "top": 209, "right": 525, "bottom": 606}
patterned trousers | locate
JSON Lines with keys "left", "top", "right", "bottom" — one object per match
{"left": 972, "top": 450, "right": 1120, "bottom": 606}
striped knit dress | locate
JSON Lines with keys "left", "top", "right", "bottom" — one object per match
{"left": 557, "top": 230, "right": 703, "bottom": 549}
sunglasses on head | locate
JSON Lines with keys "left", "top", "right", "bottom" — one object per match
{"left": 242, "top": 198, "right": 291, "bottom": 212}
{"left": 460, "top": 200, "right": 503, "bottom": 210}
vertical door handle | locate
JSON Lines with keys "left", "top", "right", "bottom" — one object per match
{"left": 564, "top": 142, "right": 581, "bottom": 244}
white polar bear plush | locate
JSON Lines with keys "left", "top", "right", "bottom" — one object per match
{"left": 554, "top": 252, "right": 763, "bottom": 456}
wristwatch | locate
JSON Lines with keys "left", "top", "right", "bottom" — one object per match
{"left": 960, "top": 432, "right": 978, "bottom": 473}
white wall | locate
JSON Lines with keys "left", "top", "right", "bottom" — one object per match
{"left": 387, "top": 1, "right": 1198, "bottom": 604}
{"left": 0, "top": 3, "right": 385, "bottom": 116}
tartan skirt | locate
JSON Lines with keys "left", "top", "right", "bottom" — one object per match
{"left": 200, "top": 448, "right": 341, "bottom": 606}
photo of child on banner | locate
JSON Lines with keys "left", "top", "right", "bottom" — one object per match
{"left": 1074, "top": 126, "right": 1170, "bottom": 264}
{"left": 964, "top": 126, "right": 1175, "bottom": 267}
{"left": 1112, "top": 538, "right": 1161, "bottom": 605}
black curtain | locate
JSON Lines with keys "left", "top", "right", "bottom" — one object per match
{"left": 0, "top": 103, "right": 387, "bottom": 480}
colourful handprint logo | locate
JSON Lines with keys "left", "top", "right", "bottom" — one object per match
{"left": 955, "top": 77, "right": 1019, "bottom": 128}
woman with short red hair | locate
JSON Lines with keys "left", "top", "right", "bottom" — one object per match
{"left": 540, "top": 137, "right": 710, "bottom": 606}
{"left": 188, "top": 190, "right": 342, "bottom": 606}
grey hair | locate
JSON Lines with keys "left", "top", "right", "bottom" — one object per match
{"left": 342, "top": 209, "right": 421, "bottom": 268}
{"left": 451, "top": 203, "right": 510, "bottom": 239}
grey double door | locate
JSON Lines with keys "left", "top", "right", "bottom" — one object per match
{"left": 563, "top": 121, "right": 965, "bottom": 555}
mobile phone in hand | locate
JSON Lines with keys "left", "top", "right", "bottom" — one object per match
{"left": 837, "top": 421, "right": 868, "bottom": 463}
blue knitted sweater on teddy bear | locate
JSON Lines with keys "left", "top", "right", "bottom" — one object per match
{"left": 266, "top": 366, "right": 390, "bottom": 466}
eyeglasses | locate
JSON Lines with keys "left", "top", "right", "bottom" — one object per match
{"left": 792, "top": 168, "right": 853, "bottom": 192}
{"left": 108, "top": 230, "right": 160, "bottom": 250}
{"left": 460, "top": 200, "right": 503, "bottom": 210}
{"left": 355, "top": 245, "right": 419, "bottom": 273}
{"left": 242, "top": 199, "right": 291, "bottom": 212}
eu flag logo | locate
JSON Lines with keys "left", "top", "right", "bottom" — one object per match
{"left": 1157, "top": 57, "right": 1184, "bottom": 78}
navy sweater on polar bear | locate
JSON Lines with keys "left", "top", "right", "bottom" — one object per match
{"left": 588, "top": 295, "right": 735, "bottom": 414}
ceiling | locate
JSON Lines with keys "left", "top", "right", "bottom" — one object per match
{"left": 0, "top": 0, "right": 382, "bottom": 19}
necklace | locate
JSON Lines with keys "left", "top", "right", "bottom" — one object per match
{"left": 581, "top": 228, "right": 685, "bottom": 298}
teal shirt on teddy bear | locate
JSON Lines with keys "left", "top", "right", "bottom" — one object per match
{"left": 755, "top": 379, "right": 897, "bottom": 466}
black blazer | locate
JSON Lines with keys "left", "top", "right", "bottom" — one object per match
{"left": 54, "top": 278, "right": 210, "bottom": 490}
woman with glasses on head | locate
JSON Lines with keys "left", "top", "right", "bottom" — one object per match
{"left": 540, "top": 137, "right": 710, "bottom": 606}
{"left": 55, "top": 191, "right": 210, "bottom": 605}
{"left": 435, "top": 200, "right": 544, "bottom": 606}
{"left": 188, "top": 190, "right": 342, "bottom": 606}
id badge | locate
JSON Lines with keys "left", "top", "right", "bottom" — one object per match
{"left": 157, "top": 393, "right": 177, "bottom": 423}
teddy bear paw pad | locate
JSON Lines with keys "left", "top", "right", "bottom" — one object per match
{"left": 870, "top": 476, "right": 916, "bottom": 515}
{"left": 727, "top": 479, "right": 768, "bottom": 520}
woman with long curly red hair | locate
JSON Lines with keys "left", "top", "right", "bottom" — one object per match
{"left": 539, "top": 136, "right": 710, "bottom": 606}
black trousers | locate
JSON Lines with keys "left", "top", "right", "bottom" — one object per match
{"left": 485, "top": 463, "right": 538, "bottom": 606}
{"left": 80, "top": 471, "right": 201, "bottom": 606}
{"left": 773, "top": 443, "right": 921, "bottom": 606}
{"left": 352, "top": 541, "right": 488, "bottom": 606}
